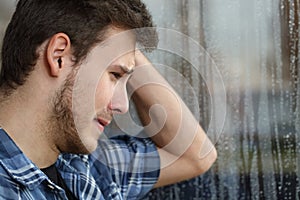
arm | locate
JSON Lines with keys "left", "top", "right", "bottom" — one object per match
{"left": 128, "top": 50, "right": 217, "bottom": 188}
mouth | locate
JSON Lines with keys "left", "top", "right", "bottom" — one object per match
{"left": 95, "top": 118, "right": 111, "bottom": 132}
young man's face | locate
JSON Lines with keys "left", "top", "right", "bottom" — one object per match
{"left": 50, "top": 27, "right": 136, "bottom": 154}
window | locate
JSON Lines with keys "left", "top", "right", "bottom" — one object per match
{"left": 143, "top": 0, "right": 300, "bottom": 199}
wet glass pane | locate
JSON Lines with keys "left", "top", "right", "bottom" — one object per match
{"left": 142, "top": 0, "right": 300, "bottom": 199}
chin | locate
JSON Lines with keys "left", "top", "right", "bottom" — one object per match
{"left": 65, "top": 140, "right": 98, "bottom": 155}
{"left": 81, "top": 140, "right": 98, "bottom": 154}
{"left": 62, "top": 130, "right": 100, "bottom": 155}
{"left": 77, "top": 129, "right": 101, "bottom": 154}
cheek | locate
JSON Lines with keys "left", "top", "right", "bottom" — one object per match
{"left": 95, "top": 75, "right": 115, "bottom": 108}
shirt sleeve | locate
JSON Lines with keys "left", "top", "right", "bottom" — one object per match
{"left": 89, "top": 134, "right": 160, "bottom": 199}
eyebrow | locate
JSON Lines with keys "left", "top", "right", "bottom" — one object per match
{"left": 117, "top": 65, "right": 134, "bottom": 74}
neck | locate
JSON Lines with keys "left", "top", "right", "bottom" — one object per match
{"left": 0, "top": 86, "right": 59, "bottom": 168}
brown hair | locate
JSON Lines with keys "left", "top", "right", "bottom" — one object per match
{"left": 0, "top": 0, "right": 157, "bottom": 92}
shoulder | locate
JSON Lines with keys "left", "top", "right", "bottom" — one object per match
{"left": 0, "top": 129, "right": 33, "bottom": 196}
{"left": 97, "top": 134, "right": 158, "bottom": 153}
{"left": 90, "top": 135, "right": 159, "bottom": 169}
{"left": 89, "top": 135, "right": 161, "bottom": 199}
{"left": 0, "top": 164, "right": 21, "bottom": 199}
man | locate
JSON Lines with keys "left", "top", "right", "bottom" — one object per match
{"left": 0, "top": 0, "right": 217, "bottom": 199}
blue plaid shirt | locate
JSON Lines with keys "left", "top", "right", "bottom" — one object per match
{"left": 0, "top": 128, "right": 160, "bottom": 200}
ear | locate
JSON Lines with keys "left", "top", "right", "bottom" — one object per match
{"left": 46, "top": 33, "right": 72, "bottom": 77}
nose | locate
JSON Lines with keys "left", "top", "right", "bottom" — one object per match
{"left": 109, "top": 81, "right": 129, "bottom": 114}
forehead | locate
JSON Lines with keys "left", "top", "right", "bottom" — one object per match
{"left": 79, "top": 27, "right": 136, "bottom": 72}
{"left": 102, "top": 26, "right": 136, "bottom": 48}
{"left": 100, "top": 26, "right": 136, "bottom": 67}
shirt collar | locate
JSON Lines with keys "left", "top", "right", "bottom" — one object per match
{"left": 0, "top": 128, "right": 48, "bottom": 189}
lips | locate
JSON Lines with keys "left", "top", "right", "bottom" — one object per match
{"left": 94, "top": 112, "right": 112, "bottom": 133}
{"left": 94, "top": 117, "right": 111, "bottom": 132}
{"left": 97, "top": 118, "right": 110, "bottom": 127}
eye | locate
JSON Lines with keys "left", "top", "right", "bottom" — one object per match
{"left": 111, "top": 72, "right": 122, "bottom": 80}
